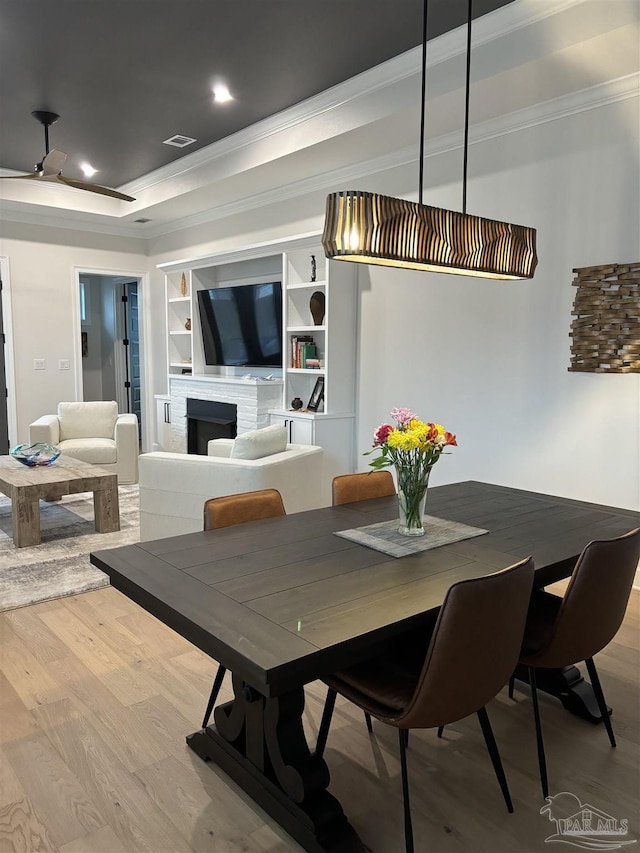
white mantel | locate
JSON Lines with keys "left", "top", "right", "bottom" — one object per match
{"left": 169, "top": 375, "right": 283, "bottom": 452}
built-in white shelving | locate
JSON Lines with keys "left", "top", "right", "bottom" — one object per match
{"left": 157, "top": 234, "right": 358, "bottom": 495}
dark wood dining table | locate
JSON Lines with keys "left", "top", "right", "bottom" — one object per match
{"left": 90, "top": 480, "right": 640, "bottom": 853}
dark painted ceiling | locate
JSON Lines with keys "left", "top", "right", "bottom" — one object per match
{"left": 0, "top": 0, "right": 514, "bottom": 190}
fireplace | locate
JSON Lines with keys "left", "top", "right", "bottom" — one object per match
{"left": 168, "top": 376, "right": 283, "bottom": 453}
{"left": 187, "top": 399, "right": 237, "bottom": 455}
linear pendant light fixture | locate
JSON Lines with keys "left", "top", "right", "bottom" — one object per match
{"left": 322, "top": 0, "right": 538, "bottom": 280}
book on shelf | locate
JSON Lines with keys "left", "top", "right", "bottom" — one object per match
{"left": 290, "top": 335, "right": 317, "bottom": 368}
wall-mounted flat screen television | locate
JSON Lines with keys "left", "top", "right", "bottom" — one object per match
{"left": 197, "top": 281, "right": 283, "bottom": 367}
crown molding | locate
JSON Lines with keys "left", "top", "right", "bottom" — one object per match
{"left": 0, "top": 201, "right": 149, "bottom": 240}
{"left": 122, "top": 0, "right": 587, "bottom": 197}
{"left": 0, "top": 0, "right": 635, "bottom": 244}
{"left": 144, "top": 73, "right": 638, "bottom": 240}
{"left": 158, "top": 231, "right": 323, "bottom": 273}
{"left": 2, "top": 71, "right": 633, "bottom": 242}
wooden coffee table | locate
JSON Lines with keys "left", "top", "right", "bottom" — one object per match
{"left": 0, "top": 455, "right": 120, "bottom": 547}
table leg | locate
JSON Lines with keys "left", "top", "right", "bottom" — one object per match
{"left": 513, "top": 664, "right": 610, "bottom": 723}
{"left": 93, "top": 483, "right": 120, "bottom": 533}
{"left": 187, "top": 672, "right": 364, "bottom": 853}
{"left": 12, "top": 496, "right": 41, "bottom": 547}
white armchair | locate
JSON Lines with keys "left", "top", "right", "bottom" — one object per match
{"left": 29, "top": 401, "right": 139, "bottom": 484}
{"left": 138, "top": 425, "right": 325, "bottom": 541}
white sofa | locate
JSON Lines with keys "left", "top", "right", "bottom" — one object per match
{"left": 29, "top": 401, "right": 139, "bottom": 484}
{"left": 138, "top": 426, "right": 325, "bottom": 541}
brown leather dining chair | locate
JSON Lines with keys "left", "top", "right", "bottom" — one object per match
{"left": 203, "top": 487, "right": 286, "bottom": 531}
{"left": 332, "top": 469, "right": 398, "bottom": 733}
{"left": 315, "top": 557, "right": 535, "bottom": 853}
{"left": 200, "top": 489, "right": 287, "bottom": 729}
{"left": 332, "top": 470, "right": 396, "bottom": 505}
{"left": 510, "top": 527, "right": 640, "bottom": 799}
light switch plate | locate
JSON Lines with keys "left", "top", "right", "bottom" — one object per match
{"left": 34, "top": 358, "right": 45, "bottom": 370}
{"left": 58, "top": 359, "right": 70, "bottom": 370}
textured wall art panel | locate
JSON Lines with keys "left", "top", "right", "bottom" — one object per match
{"left": 568, "top": 263, "right": 640, "bottom": 373}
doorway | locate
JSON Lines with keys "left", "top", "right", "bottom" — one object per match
{"left": 122, "top": 281, "right": 141, "bottom": 439}
{"left": 0, "top": 257, "right": 16, "bottom": 451}
{"left": 0, "top": 274, "right": 8, "bottom": 453}
{"left": 78, "top": 273, "right": 143, "bottom": 440}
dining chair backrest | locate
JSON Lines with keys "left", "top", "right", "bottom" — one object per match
{"left": 400, "top": 557, "right": 534, "bottom": 729}
{"left": 525, "top": 527, "right": 640, "bottom": 670}
{"left": 203, "top": 488, "right": 286, "bottom": 530}
{"left": 332, "top": 471, "right": 396, "bottom": 506}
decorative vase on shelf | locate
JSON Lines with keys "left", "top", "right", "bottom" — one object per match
{"left": 310, "top": 290, "right": 325, "bottom": 326}
{"left": 291, "top": 397, "right": 303, "bottom": 410}
{"left": 396, "top": 462, "right": 431, "bottom": 536}
{"left": 180, "top": 272, "right": 188, "bottom": 296}
{"left": 310, "top": 254, "right": 317, "bottom": 283}
{"left": 184, "top": 318, "right": 191, "bottom": 331}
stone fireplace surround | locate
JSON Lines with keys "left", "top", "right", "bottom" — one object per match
{"left": 168, "top": 375, "right": 283, "bottom": 453}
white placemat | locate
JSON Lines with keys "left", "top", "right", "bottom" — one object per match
{"left": 334, "top": 514, "right": 488, "bottom": 558}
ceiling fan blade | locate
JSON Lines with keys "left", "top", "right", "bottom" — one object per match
{"left": 41, "top": 149, "right": 67, "bottom": 176}
{"left": 12, "top": 112, "right": 136, "bottom": 202}
{"left": 55, "top": 174, "right": 135, "bottom": 202}
{"left": 0, "top": 173, "right": 40, "bottom": 180}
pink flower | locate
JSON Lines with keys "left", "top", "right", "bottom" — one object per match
{"left": 390, "top": 407, "right": 416, "bottom": 426}
{"left": 373, "top": 423, "right": 393, "bottom": 446}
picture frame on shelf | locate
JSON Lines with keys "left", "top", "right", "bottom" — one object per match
{"left": 307, "top": 376, "right": 324, "bottom": 412}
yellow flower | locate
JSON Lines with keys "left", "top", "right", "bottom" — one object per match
{"left": 408, "top": 419, "right": 429, "bottom": 440}
{"left": 387, "top": 429, "right": 421, "bottom": 450}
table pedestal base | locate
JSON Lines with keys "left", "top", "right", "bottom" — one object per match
{"left": 187, "top": 674, "right": 363, "bottom": 853}
{"left": 513, "top": 664, "right": 610, "bottom": 723}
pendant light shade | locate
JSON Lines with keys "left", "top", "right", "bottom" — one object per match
{"left": 322, "top": 191, "right": 537, "bottom": 279}
{"left": 322, "top": 0, "right": 537, "bottom": 280}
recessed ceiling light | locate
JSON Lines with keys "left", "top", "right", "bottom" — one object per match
{"left": 163, "top": 134, "right": 197, "bottom": 148}
{"left": 213, "top": 83, "right": 233, "bottom": 103}
{"left": 80, "top": 162, "right": 97, "bottom": 177}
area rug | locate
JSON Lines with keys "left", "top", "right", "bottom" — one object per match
{"left": 0, "top": 485, "right": 139, "bottom": 611}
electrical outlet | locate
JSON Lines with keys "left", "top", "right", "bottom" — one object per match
{"left": 34, "top": 358, "right": 45, "bottom": 370}
{"left": 58, "top": 359, "right": 70, "bottom": 370}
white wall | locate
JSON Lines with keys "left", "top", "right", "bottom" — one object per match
{"left": 0, "top": 82, "right": 637, "bottom": 513}
{"left": 0, "top": 223, "right": 149, "bottom": 444}
{"left": 356, "top": 98, "right": 639, "bottom": 511}
{"left": 147, "top": 94, "right": 639, "bottom": 511}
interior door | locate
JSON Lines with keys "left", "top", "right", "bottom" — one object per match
{"left": 0, "top": 276, "right": 8, "bottom": 452}
{"left": 122, "top": 281, "right": 141, "bottom": 438}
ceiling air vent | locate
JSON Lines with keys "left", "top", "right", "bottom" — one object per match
{"left": 163, "top": 134, "right": 196, "bottom": 148}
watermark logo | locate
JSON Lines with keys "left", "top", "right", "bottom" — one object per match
{"left": 541, "top": 792, "right": 636, "bottom": 849}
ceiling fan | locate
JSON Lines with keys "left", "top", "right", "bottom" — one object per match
{"left": 0, "top": 111, "right": 135, "bottom": 202}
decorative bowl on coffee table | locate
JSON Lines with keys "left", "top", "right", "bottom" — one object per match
{"left": 10, "top": 443, "right": 61, "bottom": 467}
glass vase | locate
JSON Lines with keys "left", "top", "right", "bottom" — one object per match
{"left": 396, "top": 463, "right": 431, "bottom": 536}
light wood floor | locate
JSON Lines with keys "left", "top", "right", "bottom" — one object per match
{"left": 0, "top": 584, "right": 638, "bottom": 853}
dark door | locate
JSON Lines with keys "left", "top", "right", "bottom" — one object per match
{"left": 122, "top": 281, "right": 141, "bottom": 438}
{"left": 0, "top": 277, "right": 9, "bottom": 452}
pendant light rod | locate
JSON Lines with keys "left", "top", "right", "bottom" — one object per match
{"left": 418, "top": 0, "right": 429, "bottom": 206}
{"left": 321, "top": 0, "right": 538, "bottom": 279}
{"left": 462, "top": 0, "right": 473, "bottom": 214}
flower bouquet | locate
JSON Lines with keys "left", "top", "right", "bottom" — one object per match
{"left": 367, "top": 407, "right": 457, "bottom": 536}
